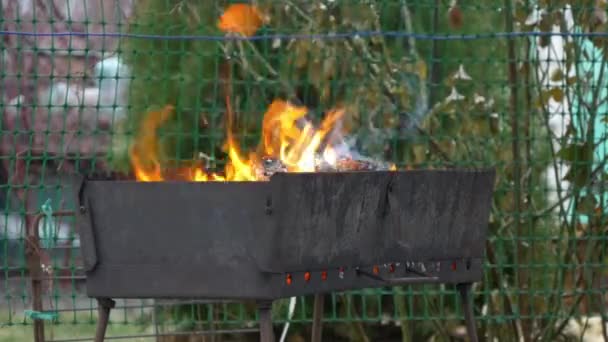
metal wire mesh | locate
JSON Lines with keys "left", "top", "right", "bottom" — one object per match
{"left": 1, "top": 0, "right": 608, "bottom": 341}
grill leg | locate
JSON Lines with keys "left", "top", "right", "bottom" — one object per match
{"left": 258, "top": 300, "right": 275, "bottom": 342}
{"left": 95, "top": 298, "right": 115, "bottom": 342}
{"left": 457, "top": 283, "right": 478, "bottom": 342}
{"left": 311, "top": 294, "right": 324, "bottom": 342}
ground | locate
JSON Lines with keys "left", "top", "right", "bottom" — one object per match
{"left": 0, "top": 277, "right": 154, "bottom": 341}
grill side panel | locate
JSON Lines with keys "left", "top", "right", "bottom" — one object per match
{"left": 78, "top": 181, "right": 275, "bottom": 299}
{"left": 262, "top": 170, "right": 495, "bottom": 274}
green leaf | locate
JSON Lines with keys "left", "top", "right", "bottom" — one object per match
{"left": 556, "top": 142, "right": 592, "bottom": 163}
{"left": 563, "top": 163, "right": 592, "bottom": 188}
{"left": 550, "top": 69, "right": 565, "bottom": 82}
{"left": 549, "top": 88, "right": 565, "bottom": 102}
{"left": 576, "top": 194, "right": 598, "bottom": 214}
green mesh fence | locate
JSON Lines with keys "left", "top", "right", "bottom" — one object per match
{"left": 1, "top": 0, "right": 608, "bottom": 341}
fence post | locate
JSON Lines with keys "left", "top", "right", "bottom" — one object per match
{"left": 25, "top": 194, "right": 45, "bottom": 342}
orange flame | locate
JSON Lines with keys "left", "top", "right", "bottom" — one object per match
{"left": 129, "top": 105, "right": 174, "bottom": 182}
{"left": 130, "top": 99, "right": 361, "bottom": 182}
{"left": 217, "top": 3, "right": 264, "bottom": 37}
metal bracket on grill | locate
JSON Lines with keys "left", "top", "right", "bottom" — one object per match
{"left": 355, "top": 266, "right": 439, "bottom": 284}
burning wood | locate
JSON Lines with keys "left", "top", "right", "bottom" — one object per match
{"left": 334, "top": 156, "right": 395, "bottom": 172}
{"left": 254, "top": 156, "right": 288, "bottom": 181}
{"left": 255, "top": 154, "right": 394, "bottom": 179}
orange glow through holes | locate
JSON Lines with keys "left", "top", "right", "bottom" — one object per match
{"left": 372, "top": 265, "right": 380, "bottom": 274}
{"left": 304, "top": 272, "right": 311, "bottom": 282}
{"left": 321, "top": 271, "right": 328, "bottom": 281}
{"left": 286, "top": 273, "right": 292, "bottom": 285}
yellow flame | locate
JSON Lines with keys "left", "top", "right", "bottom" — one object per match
{"left": 131, "top": 99, "right": 353, "bottom": 181}
{"left": 130, "top": 99, "right": 396, "bottom": 182}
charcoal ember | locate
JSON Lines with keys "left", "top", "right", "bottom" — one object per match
{"left": 254, "top": 156, "right": 287, "bottom": 180}
{"left": 313, "top": 154, "right": 393, "bottom": 172}
{"left": 335, "top": 158, "right": 376, "bottom": 171}
{"left": 334, "top": 157, "right": 393, "bottom": 172}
